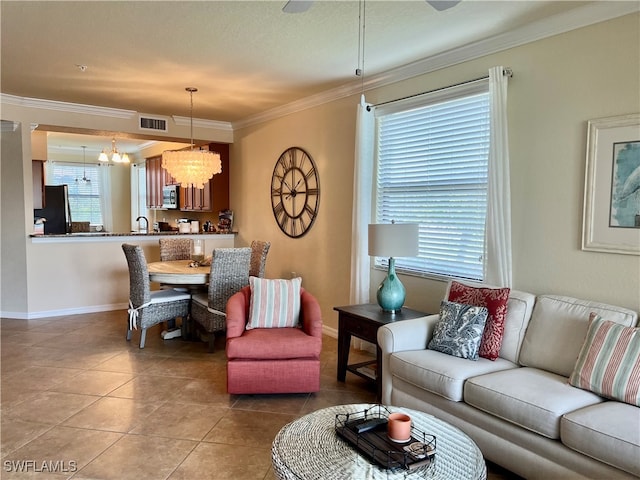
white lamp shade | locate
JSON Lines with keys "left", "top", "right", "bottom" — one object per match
{"left": 368, "top": 223, "right": 419, "bottom": 258}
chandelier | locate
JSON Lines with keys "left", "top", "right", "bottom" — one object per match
{"left": 162, "top": 87, "right": 222, "bottom": 189}
{"left": 98, "top": 137, "right": 130, "bottom": 163}
{"left": 76, "top": 146, "right": 91, "bottom": 183}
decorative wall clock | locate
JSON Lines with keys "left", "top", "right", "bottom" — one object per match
{"left": 271, "top": 147, "right": 320, "bottom": 238}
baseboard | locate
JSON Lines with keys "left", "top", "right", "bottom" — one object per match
{"left": 322, "top": 324, "right": 338, "bottom": 339}
{"left": 1, "top": 303, "right": 128, "bottom": 320}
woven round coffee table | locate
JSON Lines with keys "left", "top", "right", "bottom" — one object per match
{"left": 272, "top": 404, "right": 486, "bottom": 480}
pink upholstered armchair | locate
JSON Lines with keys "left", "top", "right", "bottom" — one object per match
{"left": 225, "top": 285, "right": 322, "bottom": 394}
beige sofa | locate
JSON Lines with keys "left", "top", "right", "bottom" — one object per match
{"left": 378, "top": 288, "right": 639, "bottom": 479}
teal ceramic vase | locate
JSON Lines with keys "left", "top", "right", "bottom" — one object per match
{"left": 376, "top": 257, "right": 405, "bottom": 313}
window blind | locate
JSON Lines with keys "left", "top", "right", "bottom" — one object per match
{"left": 374, "top": 89, "right": 490, "bottom": 281}
{"left": 49, "top": 162, "right": 103, "bottom": 225}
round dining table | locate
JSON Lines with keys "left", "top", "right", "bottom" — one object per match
{"left": 147, "top": 259, "right": 210, "bottom": 285}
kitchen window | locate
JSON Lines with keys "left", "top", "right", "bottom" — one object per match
{"left": 48, "top": 162, "right": 107, "bottom": 227}
{"left": 373, "top": 80, "right": 490, "bottom": 281}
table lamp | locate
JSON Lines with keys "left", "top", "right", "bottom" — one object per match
{"left": 368, "top": 222, "right": 419, "bottom": 313}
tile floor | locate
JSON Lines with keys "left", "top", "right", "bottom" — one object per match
{"left": 1, "top": 311, "right": 520, "bottom": 479}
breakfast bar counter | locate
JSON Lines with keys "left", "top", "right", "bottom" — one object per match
{"left": 23, "top": 232, "right": 236, "bottom": 319}
{"left": 30, "top": 231, "right": 237, "bottom": 243}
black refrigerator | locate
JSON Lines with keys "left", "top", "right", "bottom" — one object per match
{"left": 34, "top": 185, "right": 72, "bottom": 234}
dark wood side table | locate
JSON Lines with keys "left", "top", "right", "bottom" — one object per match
{"left": 334, "top": 304, "right": 428, "bottom": 400}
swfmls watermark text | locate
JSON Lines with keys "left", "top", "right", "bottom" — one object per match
{"left": 4, "top": 460, "right": 78, "bottom": 473}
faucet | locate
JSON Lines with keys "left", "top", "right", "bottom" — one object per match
{"left": 136, "top": 216, "right": 149, "bottom": 233}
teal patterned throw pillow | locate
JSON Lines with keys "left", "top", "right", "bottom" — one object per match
{"left": 427, "top": 300, "right": 489, "bottom": 361}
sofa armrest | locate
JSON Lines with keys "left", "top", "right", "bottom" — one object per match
{"left": 378, "top": 314, "right": 440, "bottom": 354}
{"left": 225, "top": 286, "right": 251, "bottom": 340}
{"left": 300, "top": 288, "right": 323, "bottom": 338}
{"left": 377, "top": 314, "right": 440, "bottom": 404}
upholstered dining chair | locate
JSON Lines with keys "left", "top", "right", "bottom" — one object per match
{"left": 190, "top": 247, "right": 252, "bottom": 352}
{"left": 121, "top": 243, "right": 190, "bottom": 348}
{"left": 249, "top": 240, "right": 270, "bottom": 278}
{"left": 225, "top": 280, "right": 323, "bottom": 394}
{"left": 159, "top": 237, "right": 193, "bottom": 261}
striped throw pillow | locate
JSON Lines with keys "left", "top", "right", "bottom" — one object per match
{"left": 569, "top": 313, "right": 640, "bottom": 406}
{"left": 246, "top": 277, "right": 302, "bottom": 329}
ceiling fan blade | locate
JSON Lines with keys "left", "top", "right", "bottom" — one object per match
{"left": 426, "top": 0, "right": 462, "bottom": 11}
{"left": 283, "top": 0, "right": 314, "bottom": 14}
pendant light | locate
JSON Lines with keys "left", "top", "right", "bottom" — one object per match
{"left": 162, "top": 87, "right": 222, "bottom": 189}
{"left": 98, "top": 137, "right": 130, "bottom": 164}
{"left": 76, "top": 146, "right": 91, "bottom": 183}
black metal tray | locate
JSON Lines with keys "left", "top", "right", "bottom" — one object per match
{"left": 335, "top": 405, "right": 436, "bottom": 472}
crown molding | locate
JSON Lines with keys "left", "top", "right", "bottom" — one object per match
{"left": 1, "top": 93, "right": 136, "bottom": 119}
{"left": 232, "top": 83, "right": 359, "bottom": 130}
{"left": 171, "top": 115, "right": 233, "bottom": 132}
{"left": 0, "top": 93, "right": 233, "bottom": 133}
{"left": 233, "top": 1, "right": 639, "bottom": 130}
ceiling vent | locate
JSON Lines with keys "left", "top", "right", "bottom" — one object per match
{"left": 139, "top": 115, "right": 168, "bottom": 133}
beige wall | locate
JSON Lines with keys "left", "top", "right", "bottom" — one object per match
{"left": 1, "top": 121, "right": 29, "bottom": 314}
{"left": 232, "top": 99, "right": 357, "bottom": 331}
{"left": 232, "top": 13, "right": 640, "bottom": 330}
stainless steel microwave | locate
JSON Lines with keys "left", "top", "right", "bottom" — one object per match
{"left": 162, "top": 185, "right": 179, "bottom": 209}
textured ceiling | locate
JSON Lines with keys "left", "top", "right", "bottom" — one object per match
{"left": 2, "top": 0, "right": 601, "bottom": 123}
{"left": 2, "top": 1, "right": 635, "bottom": 153}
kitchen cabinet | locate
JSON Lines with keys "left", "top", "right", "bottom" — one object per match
{"left": 180, "top": 181, "right": 211, "bottom": 211}
{"left": 146, "top": 155, "right": 163, "bottom": 208}
{"left": 32, "top": 159, "right": 45, "bottom": 209}
{"left": 146, "top": 155, "right": 177, "bottom": 208}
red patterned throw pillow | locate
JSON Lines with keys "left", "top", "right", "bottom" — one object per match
{"left": 448, "top": 281, "right": 510, "bottom": 360}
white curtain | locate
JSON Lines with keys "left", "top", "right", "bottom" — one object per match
{"left": 484, "top": 66, "right": 512, "bottom": 287}
{"left": 44, "top": 160, "right": 54, "bottom": 184}
{"left": 98, "top": 164, "right": 113, "bottom": 232}
{"left": 349, "top": 95, "right": 375, "bottom": 305}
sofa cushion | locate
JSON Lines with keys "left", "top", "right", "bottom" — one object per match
{"left": 464, "top": 367, "right": 604, "bottom": 439}
{"left": 498, "top": 290, "right": 535, "bottom": 364}
{"left": 246, "top": 276, "right": 302, "bottom": 329}
{"left": 226, "top": 327, "right": 321, "bottom": 360}
{"left": 389, "top": 349, "right": 518, "bottom": 401}
{"left": 561, "top": 402, "right": 640, "bottom": 477}
{"left": 448, "top": 281, "right": 510, "bottom": 360}
{"left": 427, "top": 301, "right": 488, "bottom": 361}
{"left": 569, "top": 313, "right": 640, "bottom": 406}
{"left": 518, "top": 295, "right": 637, "bottom": 377}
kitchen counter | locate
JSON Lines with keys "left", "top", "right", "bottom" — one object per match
{"left": 30, "top": 231, "right": 237, "bottom": 242}
{"left": 25, "top": 232, "right": 236, "bottom": 318}
{"left": 30, "top": 230, "right": 236, "bottom": 237}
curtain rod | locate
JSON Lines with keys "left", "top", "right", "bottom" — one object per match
{"left": 366, "top": 67, "right": 513, "bottom": 111}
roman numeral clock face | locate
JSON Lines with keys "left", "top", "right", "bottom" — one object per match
{"left": 271, "top": 147, "right": 320, "bottom": 238}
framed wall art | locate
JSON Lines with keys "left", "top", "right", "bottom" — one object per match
{"left": 582, "top": 113, "right": 640, "bottom": 255}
